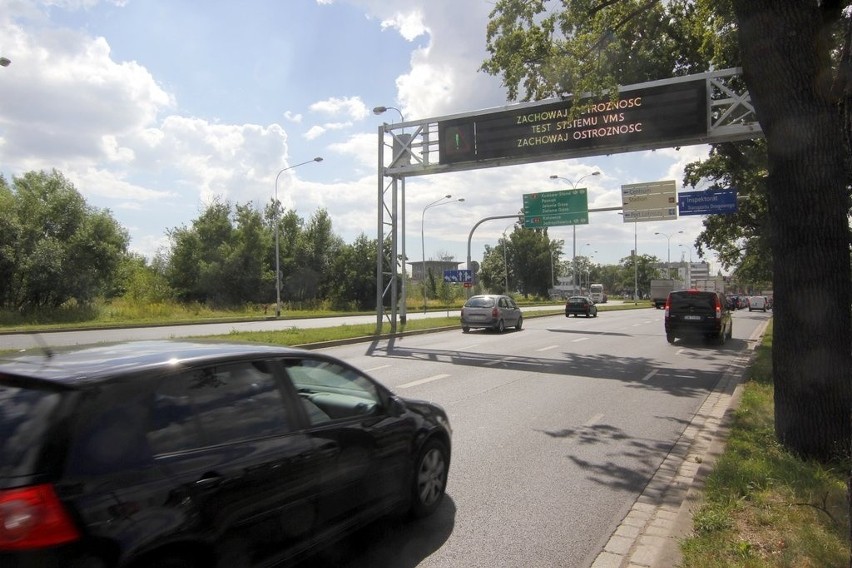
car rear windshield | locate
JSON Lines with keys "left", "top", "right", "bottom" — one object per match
{"left": 568, "top": 298, "right": 587, "bottom": 305}
{"left": 465, "top": 297, "right": 494, "bottom": 308}
{"left": 669, "top": 292, "right": 718, "bottom": 312}
{"left": 0, "top": 376, "right": 67, "bottom": 478}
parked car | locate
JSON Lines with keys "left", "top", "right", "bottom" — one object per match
{"left": 664, "top": 289, "right": 733, "bottom": 345}
{"left": 460, "top": 294, "right": 523, "bottom": 333}
{"left": 0, "top": 340, "right": 452, "bottom": 568}
{"left": 565, "top": 296, "right": 598, "bottom": 318}
{"left": 747, "top": 295, "right": 768, "bottom": 312}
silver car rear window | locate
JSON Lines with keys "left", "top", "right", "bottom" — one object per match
{"left": 465, "top": 297, "right": 495, "bottom": 308}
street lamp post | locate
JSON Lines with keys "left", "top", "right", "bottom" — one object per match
{"left": 373, "top": 106, "right": 409, "bottom": 322}
{"left": 274, "top": 157, "right": 323, "bottom": 318}
{"left": 654, "top": 230, "right": 684, "bottom": 279}
{"left": 619, "top": 212, "right": 639, "bottom": 304}
{"left": 549, "top": 171, "right": 600, "bottom": 293}
{"left": 421, "top": 195, "right": 464, "bottom": 313}
{"left": 549, "top": 249, "right": 558, "bottom": 289}
{"left": 502, "top": 223, "right": 515, "bottom": 294}
{"left": 679, "top": 244, "right": 693, "bottom": 287}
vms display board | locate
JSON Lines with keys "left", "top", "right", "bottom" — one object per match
{"left": 439, "top": 80, "right": 707, "bottom": 166}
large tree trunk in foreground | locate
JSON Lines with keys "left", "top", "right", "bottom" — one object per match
{"left": 733, "top": 1, "right": 851, "bottom": 462}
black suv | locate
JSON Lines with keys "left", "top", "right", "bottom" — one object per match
{"left": 0, "top": 340, "right": 451, "bottom": 568}
{"left": 664, "top": 289, "right": 733, "bottom": 345}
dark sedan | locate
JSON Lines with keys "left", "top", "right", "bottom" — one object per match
{"left": 0, "top": 340, "right": 451, "bottom": 568}
{"left": 565, "top": 296, "right": 598, "bottom": 318}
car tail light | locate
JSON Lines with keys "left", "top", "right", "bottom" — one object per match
{"left": 714, "top": 296, "right": 722, "bottom": 319}
{"left": 491, "top": 307, "right": 499, "bottom": 318}
{"left": 0, "top": 484, "right": 80, "bottom": 551}
{"left": 664, "top": 295, "right": 671, "bottom": 318}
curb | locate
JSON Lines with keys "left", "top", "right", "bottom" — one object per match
{"left": 590, "top": 319, "right": 770, "bottom": 568}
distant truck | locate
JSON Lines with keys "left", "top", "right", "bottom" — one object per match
{"left": 650, "top": 278, "right": 685, "bottom": 309}
{"left": 693, "top": 278, "right": 725, "bottom": 292}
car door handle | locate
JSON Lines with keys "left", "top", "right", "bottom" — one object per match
{"left": 316, "top": 441, "right": 340, "bottom": 457}
{"left": 195, "top": 475, "right": 223, "bottom": 489}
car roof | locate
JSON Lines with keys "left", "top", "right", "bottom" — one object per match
{"left": 0, "top": 340, "right": 308, "bottom": 387}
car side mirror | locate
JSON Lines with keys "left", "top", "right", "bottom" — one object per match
{"left": 388, "top": 396, "right": 407, "bottom": 417}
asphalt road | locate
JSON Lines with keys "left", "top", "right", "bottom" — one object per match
{"left": 1, "top": 306, "right": 770, "bottom": 567}
{"left": 295, "top": 308, "right": 770, "bottom": 567}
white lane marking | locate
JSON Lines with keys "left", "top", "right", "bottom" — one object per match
{"left": 537, "top": 345, "right": 559, "bottom": 352}
{"left": 398, "top": 373, "right": 450, "bottom": 389}
{"left": 584, "top": 413, "right": 605, "bottom": 426}
{"left": 641, "top": 369, "right": 659, "bottom": 382}
{"left": 571, "top": 337, "right": 590, "bottom": 343}
{"left": 365, "top": 364, "right": 391, "bottom": 373}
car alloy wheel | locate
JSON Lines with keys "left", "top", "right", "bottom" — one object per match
{"left": 411, "top": 439, "right": 448, "bottom": 518}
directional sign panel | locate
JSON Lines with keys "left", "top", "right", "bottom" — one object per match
{"left": 522, "top": 189, "right": 589, "bottom": 228}
{"left": 678, "top": 188, "right": 738, "bottom": 215}
{"left": 443, "top": 269, "right": 473, "bottom": 283}
{"left": 622, "top": 180, "right": 677, "bottom": 222}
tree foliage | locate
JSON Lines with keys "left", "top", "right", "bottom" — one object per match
{"left": 0, "top": 170, "right": 129, "bottom": 311}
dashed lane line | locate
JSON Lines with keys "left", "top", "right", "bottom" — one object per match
{"left": 398, "top": 373, "right": 450, "bottom": 389}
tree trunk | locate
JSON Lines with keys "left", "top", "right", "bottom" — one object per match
{"left": 733, "top": 1, "right": 852, "bottom": 462}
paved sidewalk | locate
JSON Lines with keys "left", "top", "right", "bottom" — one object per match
{"left": 590, "top": 320, "right": 769, "bottom": 568}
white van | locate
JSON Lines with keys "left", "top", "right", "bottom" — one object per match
{"left": 748, "top": 296, "right": 768, "bottom": 312}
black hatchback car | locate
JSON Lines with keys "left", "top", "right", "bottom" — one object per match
{"left": 664, "top": 289, "right": 733, "bottom": 345}
{"left": 564, "top": 296, "right": 598, "bottom": 318}
{"left": 0, "top": 340, "right": 451, "bottom": 568}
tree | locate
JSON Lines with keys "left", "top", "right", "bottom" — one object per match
{"left": 683, "top": 140, "right": 772, "bottom": 283}
{"left": 478, "top": 243, "right": 509, "bottom": 293}
{"left": 731, "top": 1, "right": 851, "bottom": 460}
{"left": 166, "top": 198, "right": 270, "bottom": 306}
{"left": 481, "top": 0, "right": 851, "bottom": 461}
{"left": 0, "top": 170, "right": 129, "bottom": 310}
{"left": 291, "top": 209, "right": 343, "bottom": 303}
{"left": 326, "top": 233, "right": 378, "bottom": 311}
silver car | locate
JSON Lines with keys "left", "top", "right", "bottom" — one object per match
{"left": 460, "top": 294, "right": 523, "bottom": 333}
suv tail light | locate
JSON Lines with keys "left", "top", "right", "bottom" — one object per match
{"left": 0, "top": 484, "right": 80, "bottom": 551}
{"left": 491, "top": 307, "right": 499, "bottom": 318}
{"left": 663, "top": 295, "right": 671, "bottom": 318}
{"left": 714, "top": 296, "right": 722, "bottom": 319}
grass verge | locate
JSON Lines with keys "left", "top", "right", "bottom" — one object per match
{"left": 679, "top": 321, "right": 851, "bottom": 567}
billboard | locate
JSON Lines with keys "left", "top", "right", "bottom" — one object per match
{"left": 439, "top": 79, "right": 707, "bottom": 167}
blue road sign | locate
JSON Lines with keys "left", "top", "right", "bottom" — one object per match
{"left": 444, "top": 269, "right": 473, "bottom": 283}
{"left": 678, "top": 188, "right": 737, "bottom": 215}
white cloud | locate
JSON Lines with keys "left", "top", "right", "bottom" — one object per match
{"left": 309, "top": 96, "right": 370, "bottom": 120}
{"left": 380, "top": 10, "right": 428, "bottom": 41}
{"left": 304, "top": 125, "right": 327, "bottom": 140}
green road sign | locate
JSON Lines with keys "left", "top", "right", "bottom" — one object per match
{"left": 523, "top": 189, "right": 589, "bottom": 228}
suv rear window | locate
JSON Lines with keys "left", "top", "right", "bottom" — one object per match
{"left": 0, "top": 377, "right": 67, "bottom": 478}
{"left": 668, "top": 291, "right": 721, "bottom": 312}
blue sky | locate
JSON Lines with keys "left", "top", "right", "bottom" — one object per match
{"left": 0, "top": 0, "right": 717, "bottom": 273}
